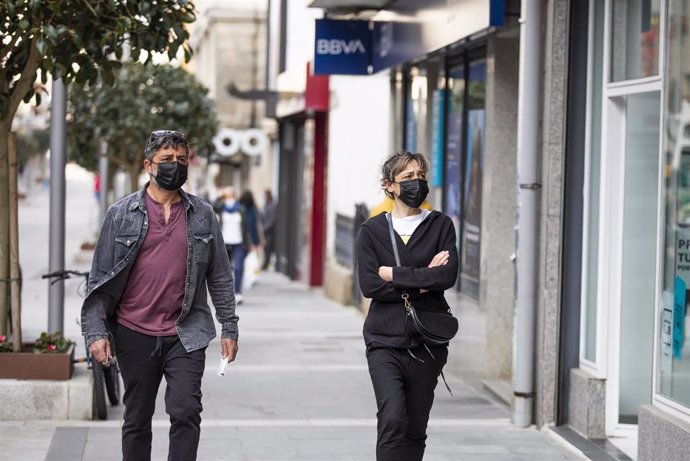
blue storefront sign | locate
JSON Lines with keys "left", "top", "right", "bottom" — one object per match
{"left": 314, "top": 19, "right": 371, "bottom": 75}
{"left": 314, "top": 1, "right": 505, "bottom": 75}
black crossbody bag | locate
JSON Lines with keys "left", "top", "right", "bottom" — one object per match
{"left": 387, "top": 213, "right": 459, "bottom": 346}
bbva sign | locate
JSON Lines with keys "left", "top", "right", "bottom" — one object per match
{"left": 316, "top": 39, "right": 367, "bottom": 55}
{"left": 314, "top": 19, "right": 371, "bottom": 75}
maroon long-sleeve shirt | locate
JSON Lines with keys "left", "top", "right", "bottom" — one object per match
{"left": 117, "top": 192, "right": 187, "bottom": 336}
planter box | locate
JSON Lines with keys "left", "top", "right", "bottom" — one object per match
{"left": 0, "top": 343, "right": 75, "bottom": 380}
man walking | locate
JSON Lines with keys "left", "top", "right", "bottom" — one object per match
{"left": 81, "top": 130, "right": 239, "bottom": 461}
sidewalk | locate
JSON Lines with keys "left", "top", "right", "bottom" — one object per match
{"left": 3, "top": 270, "right": 585, "bottom": 461}
{"left": 3, "top": 165, "right": 587, "bottom": 460}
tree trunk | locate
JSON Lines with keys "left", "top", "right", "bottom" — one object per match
{"left": 0, "top": 124, "right": 10, "bottom": 336}
{"left": 128, "top": 167, "right": 140, "bottom": 195}
{"left": 8, "top": 133, "right": 21, "bottom": 351}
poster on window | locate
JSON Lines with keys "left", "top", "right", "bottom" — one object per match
{"left": 444, "top": 110, "right": 463, "bottom": 253}
{"left": 461, "top": 109, "right": 484, "bottom": 295}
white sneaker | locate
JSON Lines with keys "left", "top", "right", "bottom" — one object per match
{"left": 236, "top": 294, "right": 244, "bottom": 304}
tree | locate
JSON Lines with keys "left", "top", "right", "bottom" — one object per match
{"left": 0, "top": 1, "right": 196, "bottom": 340}
{"left": 68, "top": 62, "right": 218, "bottom": 191}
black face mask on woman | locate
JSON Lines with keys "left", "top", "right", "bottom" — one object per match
{"left": 396, "top": 178, "right": 429, "bottom": 208}
{"left": 151, "top": 161, "right": 188, "bottom": 191}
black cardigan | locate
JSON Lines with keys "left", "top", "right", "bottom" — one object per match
{"left": 356, "top": 210, "right": 459, "bottom": 348}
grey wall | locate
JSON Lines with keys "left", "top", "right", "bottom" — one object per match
{"left": 481, "top": 34, "right": 520, "bottom": 381}
{"left": 535, "top": 0, "right": 570, "bottom": 427}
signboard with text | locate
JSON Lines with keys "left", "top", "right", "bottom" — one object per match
{"left": 314, "top": 19, "right": 371, "bottom": 75}
{"left": 313, "top": 1, "right": 505, "bottom": 75}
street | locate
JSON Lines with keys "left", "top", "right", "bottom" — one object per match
{"left": 1, "top": 165, "right": 587, "bottom": 460}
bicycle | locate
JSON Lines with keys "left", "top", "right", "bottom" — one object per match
{"left": 42, "top": 269, "right": 121, "bottom": 420}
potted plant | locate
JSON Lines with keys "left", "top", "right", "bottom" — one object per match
{"left": 0, "top": 331, "right": 75, "bottom": 380}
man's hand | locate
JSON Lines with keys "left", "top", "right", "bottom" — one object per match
{"left": 428, "top": 250, "right": 450, "bottom": 268}
{"left": 378, "top": 266, "right": 393, "bottom": 282}
{"left": 89, "top": 338, "right": 112, "bottom": 365}
{"left": 221, "top": 338, "right": 238, "bottom": 363}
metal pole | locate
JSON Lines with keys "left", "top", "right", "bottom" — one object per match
{"left": 99, "top": 139, "right": 109, "bottom": 225}
{"left": 48, "top": 78, "right": 67, "bottom": 333}
{"left": 513, "top": 0, "right": 542, "bottom": 428}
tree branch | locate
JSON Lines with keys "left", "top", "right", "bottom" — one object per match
{"left": 106, "top": 152, "right": 130, "bottom": 170}
{"left": 0, "top": 32, "right": 22, "bottom": 64}
{"left": 81, "top": 0, "right": 98, "bottom": 17}
{"left": 5, "top": 37, "right": 41, "bottom": 125}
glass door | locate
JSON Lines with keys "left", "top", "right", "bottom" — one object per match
{"left": 616, "top": 91, "right": 660, "bottom": 425}
{"left": 593, "top": 0, "right": 664, "bottom": 435}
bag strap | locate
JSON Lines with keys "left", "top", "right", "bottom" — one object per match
{"left": 387, "top": 213, "right": 401, "bottom": 267}
{"left": 387, "top": 213, "right": 412, "bottom": 308}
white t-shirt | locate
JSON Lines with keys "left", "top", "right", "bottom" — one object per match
{"left": 391, "top": 209, "right": 431, "bottom": 244}
{"left": 221, "top": 201, "right": 243, "bottom": 245}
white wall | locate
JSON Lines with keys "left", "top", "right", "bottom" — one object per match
{"left": 285, "top": 0, "right": 320, "bottom": 72}
{"left": 326, "top": 73, "right": 392, "bottom": 259}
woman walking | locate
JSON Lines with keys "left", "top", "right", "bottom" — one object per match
{"left": 356, "top": 151, "right": 459, "bottom": 460}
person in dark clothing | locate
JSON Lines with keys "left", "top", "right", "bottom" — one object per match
{"left": 238, "top": 190, "right": 262, "bottom": 292}
{"left": 82, "top": 130, "right": 239, "bottom": 461}
{"left": 239, "top": 190, "right": 262, "bottom": 251}
{"left": 261, "top": 189, "right": 277, "bottom": 270}
{"left": 356, "top": 151, "right": 458, "bottom": 461}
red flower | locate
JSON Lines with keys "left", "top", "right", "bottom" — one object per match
{"left": 47, "top": 344, "right": 57, "bottom": 351}
{"left": 0, "top": 335, "right": 6, "bottom": 343}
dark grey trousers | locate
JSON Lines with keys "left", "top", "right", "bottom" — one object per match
{"left": 115, "top": 324, "right": 206, "bottom": 461}
{"left": 366, "top": 343, "right": 448, "bottom": 461}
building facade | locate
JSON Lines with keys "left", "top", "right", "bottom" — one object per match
{"left": 266, "top": 0, "right": 690, "bottom": 458}
{"left": 563, "top": 0, "right": 690, "bottom": 457}
{"left": 189, "top": 0, "right": 273, "bottom": 199}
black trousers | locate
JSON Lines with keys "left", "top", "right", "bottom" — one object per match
{"left": 366, "top": 343, "right": 448, "bottom": 461}
{"left": 114, "top": 324, "right": 207, "bottom": 461}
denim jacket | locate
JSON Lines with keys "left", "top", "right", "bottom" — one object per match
{"left": 81, "top": 184, "right": 238, "bottom": 352}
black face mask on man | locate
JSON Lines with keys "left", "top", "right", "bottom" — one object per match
{"left": 150, "top": 161, "right": 188, "bottom": 191}
{"left": 396, "top": 178, "right": 429, "bottom": 208}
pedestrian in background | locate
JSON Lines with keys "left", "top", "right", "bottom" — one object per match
{"left": 239, "top": 190, "right": 262, "bottom": 252}
{"left": 261, "top": 189, "right": 277, "bottom": 270}
{"left": 356, "top": 151, "right": 458, "bottom": 460}
{"left": 239, "top": 190, "right": 263, "bottom": 291}
{"left": 214, "top": 186, "right": 249, "bottom": 304}
{"left": 81, "top": 130, "right": 239, "bottom": 461}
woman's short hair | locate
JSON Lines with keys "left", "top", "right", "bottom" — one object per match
{"left": 380, "top": 151, "right": 429, "bottom": 199}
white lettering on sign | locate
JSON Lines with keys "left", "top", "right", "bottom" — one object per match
{"left": 316, "top": 39, "right": 366, "bottom": 55}
{"left": 676, "top": 229, "right": 690, "bottom": 285}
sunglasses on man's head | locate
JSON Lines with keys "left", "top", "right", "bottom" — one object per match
{"left": 149, "top": 130, "right": 187, "bottom": 140}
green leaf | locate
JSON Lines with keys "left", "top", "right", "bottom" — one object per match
{"left": 36, "top": 38, "right": 47, "bottom": 56}
{"left": 22, "top": 89, "right": 34, "bottom": 103}
{"left": 45, "top": 25, "right": 57, "bottom": 41}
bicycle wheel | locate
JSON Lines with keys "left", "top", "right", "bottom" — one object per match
{"left": 92, "top": 361, "right": 107, "bottom": 420}
{"left": 104, "top": 362, "right": 121, "bottom": 406}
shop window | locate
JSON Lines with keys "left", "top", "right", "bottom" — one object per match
{"left": 658, "top": 0, "right": 690, "bottom": 409}
{"left": 611, "top": 0, "right": 661, "bottom": 82}
{"left": 459, "top": 59, "right": 486, "bottom": 298}
{"left": 444, "top": 63, "right": 465, "bottom": 276}
{"left": 582, "top": 0, "right": 605, "bottom": 365}
{"left": 405, "top": 66, "right": 427, "bottom": 153}
{"left": 618, "top": 91, "right": 659, "bottom": 424}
